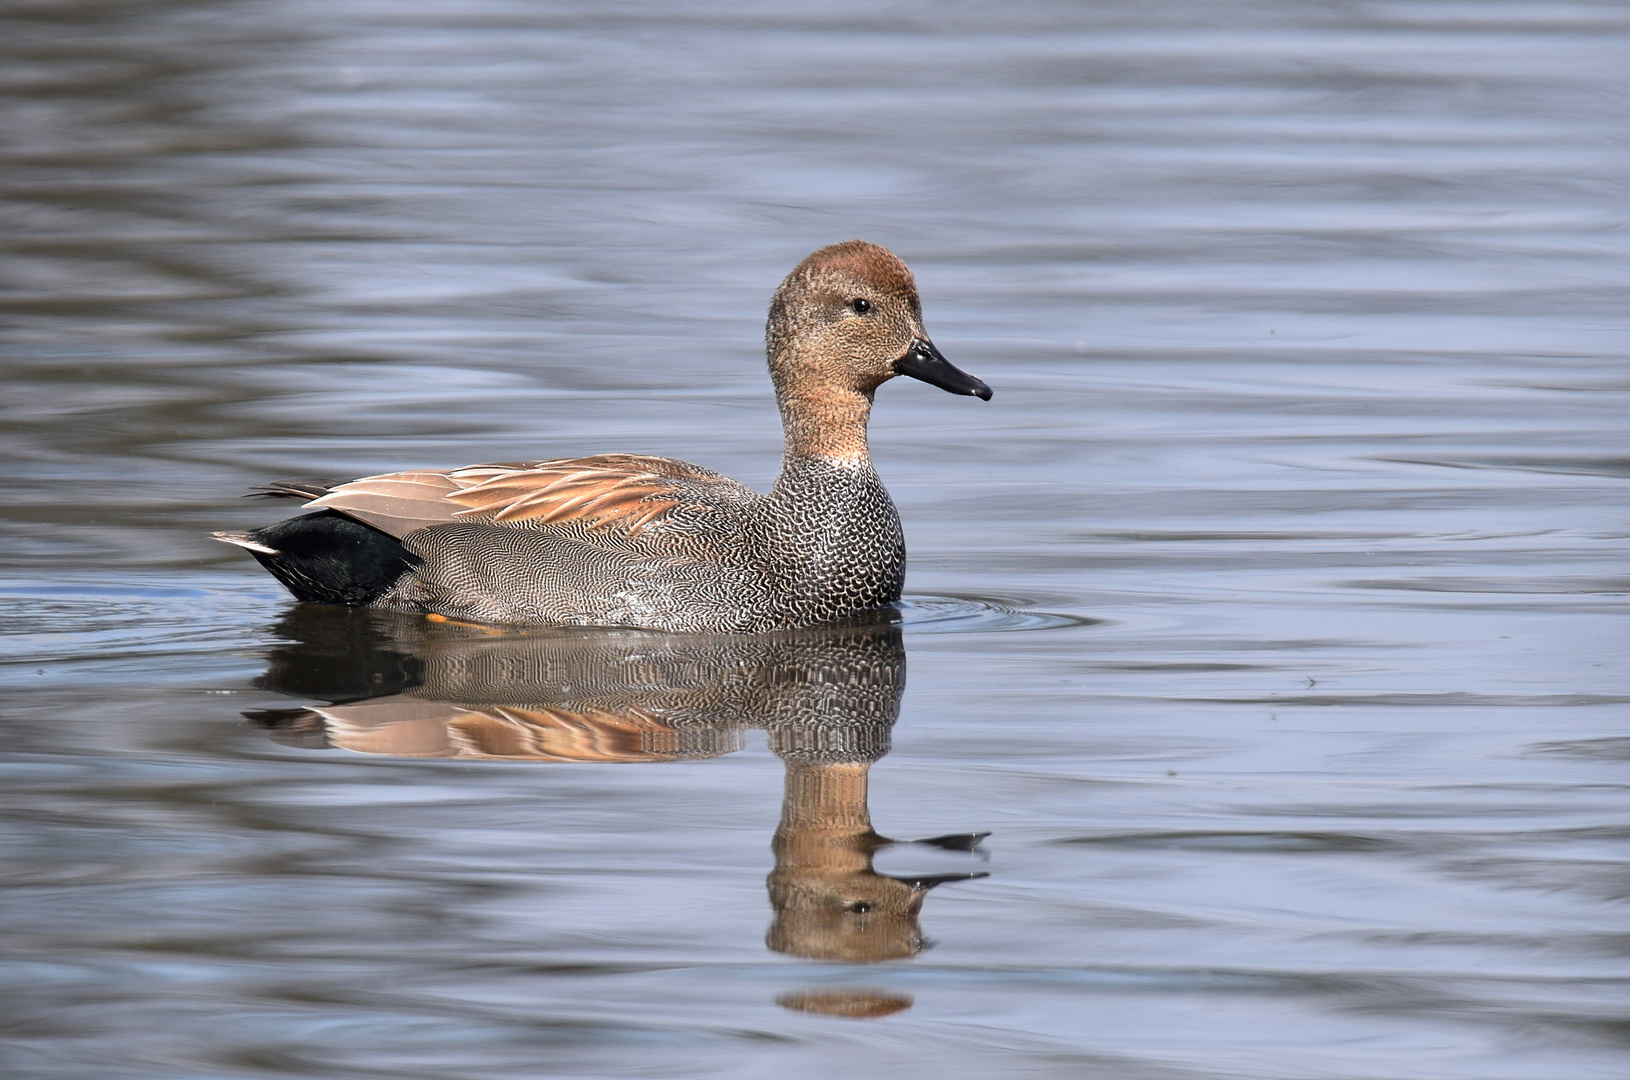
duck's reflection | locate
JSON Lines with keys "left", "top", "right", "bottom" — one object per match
{"left": 247, "top": 606, "right": 987, "bottom": 1004}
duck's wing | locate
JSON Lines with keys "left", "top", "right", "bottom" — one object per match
{"left": 299, "top": 454, "right": 755, "bottom": 539}
{"left": 254, "top": 696, "right": 740, "bottom": 762}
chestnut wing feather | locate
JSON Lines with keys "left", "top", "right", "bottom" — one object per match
{"left": 305, "top": 454, "right": 749, "bottom": 539}
{"left": 307, "top": 698, "right": 693, "bottom": 761}
{"left": 304, "top": 471, "right": 468, "bottom": 538}
{"left": 444, "top": 454, "right": 745, "bottom": 534}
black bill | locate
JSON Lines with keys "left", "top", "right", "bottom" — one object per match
{"left": 897, "top": 338, "right": 993, "bottom": 400}
{"left": 889, "top": 870, "right": 992, "bottom": 892}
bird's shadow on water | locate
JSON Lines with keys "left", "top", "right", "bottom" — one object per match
{"left": 243, "top": 605, "right": 994, "bottom": 1020}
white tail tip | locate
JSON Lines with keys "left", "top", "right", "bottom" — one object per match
{"left": 211, "top": 530, "right": 280, "bottom": 555}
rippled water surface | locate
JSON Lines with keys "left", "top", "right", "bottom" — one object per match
{"left": 3, "top": 2, "right": 1628, "bottom": 1077}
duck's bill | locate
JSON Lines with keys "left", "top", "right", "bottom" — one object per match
{"left": 889, "top": 870, "right": 992, "bottom": 893}
{"left": 897, "top": 339, "right": 993, "bottom": 400}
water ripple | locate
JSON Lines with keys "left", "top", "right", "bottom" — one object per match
{"left": 898, "top": 594, "right": 1100, "bottom": 634}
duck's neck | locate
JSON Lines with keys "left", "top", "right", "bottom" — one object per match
{"left": 774, "top": 382, "right": 874, "bottom": 471}
{"left": 773, "top": 763, "right": 881, "bottom": 873}
{"left": 763, "top": 367, "right": 905, "bottom": 613}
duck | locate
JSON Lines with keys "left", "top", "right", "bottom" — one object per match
{"left": 247, "top": 608, "right": 988, "bottom": 964}
{"left": 214, "top": 240, "right": 991, "bottom": 631}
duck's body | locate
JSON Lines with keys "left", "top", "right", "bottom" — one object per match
{"left": 240, "top": 451, "right": 905, "bottom": 632}
{"left": 216, "top": 241, "right": 990, "bottom": 631}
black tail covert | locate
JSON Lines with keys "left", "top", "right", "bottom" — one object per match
{"left": 247, "top": 510, "right": 419, "bottom": 606}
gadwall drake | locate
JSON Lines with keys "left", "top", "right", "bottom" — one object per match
{"left": 247, "top": 609, "right": 988, "bottom": 965}
{"left": 215, "top": 241, "right": 991, "bottom": 631}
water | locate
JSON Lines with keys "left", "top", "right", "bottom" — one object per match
{"left": 2, "top": 1, "right": 1628, "bottom": 1077}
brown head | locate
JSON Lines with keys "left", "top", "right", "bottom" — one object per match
{"left": 766, "top": 241, "right": 990, "bottom": 460}
{"left": 764, "top": 761, "right": 985, "bottom": 962}
{"left": 766, "top": 862, "right": 938, "bottom": 962}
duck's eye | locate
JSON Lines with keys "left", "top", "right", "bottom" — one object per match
{"left": 849, "top": 297, "right": 872, "bottom": 315}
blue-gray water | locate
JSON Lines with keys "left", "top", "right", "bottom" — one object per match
{"left": 2, "top": 2, "right": 1628, "bottom": 1077}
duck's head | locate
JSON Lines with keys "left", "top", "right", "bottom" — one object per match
{"left": 767, "top": 862, "right": 983, "bottom": 962}
{"left": 766, "top": 240, "right": 992, "bottom": 403}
